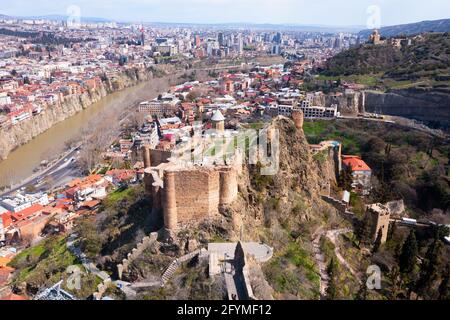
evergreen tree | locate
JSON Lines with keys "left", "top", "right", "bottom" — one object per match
{"left": 388, "top": 266, "right": 402, "bottom": 300}
{"left": 385, "top": 143, "right": 392, "bottom": 157}
{"left": 399, "top": 230, "right": 418, "bottom": 275}
{"left": 438, "top": 265, "right": 450, "bottom": 300}
{"left": 355, "top": 214, "right": 373, "bottom": 247}
{"left": 338, "top": 165, "right": 353, "bottom": 191}
{"left": 416, "top": 239, "right": 444, "bottom": 299}
{"left": 326, "top": 258, "right": 338, "bottom": 300}
{"left": 372, "top": 229, "right": 383, "bottom": 253}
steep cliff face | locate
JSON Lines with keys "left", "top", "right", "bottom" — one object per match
{"left": 0, "top": 69, "right": 153, "bottom": 160}
{"left": 326, "top": 91, "right": 365, "bottom": 115}
{"left": 192, "top": 117, "right": 340, "bottom": 299}
{"left": 364, "top": 88, "right": 450, "bottom": 126}
{"left": 187, "top": 117, "right": 338, "bottom": 245}
{"left": 231, "top": 118, "right": 336, "bottom": 237}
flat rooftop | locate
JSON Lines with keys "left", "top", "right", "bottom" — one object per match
{"left": 207, "top": 242, "right": 273, "bottom": 263}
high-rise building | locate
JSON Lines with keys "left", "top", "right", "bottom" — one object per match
{"left": 218, "top": 32, "right": 225, "bottom": 46}
{"left": 237, "top": 33, "right": 244, "bottom": 54}
{"left": 141, "top": 28, "right": 145, "bottom": 46}
{"left": 274, "top": 32, "right": 282, "bottom": 44}
{"left": 271, "top": 44, "right": 281, "bottom": 55}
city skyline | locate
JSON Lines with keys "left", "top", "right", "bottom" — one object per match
{"left": 1, "top": 0, "right": 450, "bottom": 27}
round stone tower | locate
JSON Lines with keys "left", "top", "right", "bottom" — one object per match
{"left": 219, "top": 167, "right": 238, "bottom": 205}
{"left": 292, "top": 109, "right": 304, "bottom": 130}
{"left": 142, "top": 145, "right": 151, "bottom": 168}
{"left": 163, "top": 171, "right": 178, "bottom": 230}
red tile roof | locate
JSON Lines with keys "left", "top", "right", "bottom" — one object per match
{"left": 0, "top": 257, "right": 11, "bottom": 268}
{"left": 0, "top": 266, "right": 15, "bottom": 286}
{"left": 342, "top": 155, "right": 371, "bottom": 172}
{"left": 80, "top": 200, "right": 100, "bottom": 209}
{"left": 1, "top": 212, "right": 12, "bottom": 228}
{"left": 11, "top": 204, "right": 44, "bottom": 222}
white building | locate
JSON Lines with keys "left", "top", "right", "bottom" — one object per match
{"left": 0, "top": 92, "right": 11, "bottom": 105}
{"left": 0, "top": 192, "right": 49, "bottom": 213}
{"left": 299, "top": 104, "right": 338, "bottom": 118}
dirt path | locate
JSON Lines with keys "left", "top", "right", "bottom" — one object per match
{"left": 325, "top": 228, "right": 361, "bottom": 281}
{"left": 311, "top": 227, "right": 329, "bottom": 298}
{"left": 312, "top": 227, "right": 361, "bottom": 298}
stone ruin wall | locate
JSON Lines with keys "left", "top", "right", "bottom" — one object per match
{"left": 369, "top": 206, "right": 391, "bottom": 243}
{"left": 325, "top": 91, "right": 366, "bottom": 116}
{"left": 161, "top": 166, "right": 238, "bottom": 230}
{"left": 150, "top": 149, "right": 172, "bottom": 167}
{"left": 142, "top": 141, "right": 241, "bottom": 231}
{"left": 116, "top": 232, "right": 159, "bottom": 280}
{"left": 173, "top": 169, "right": 220, "bottom": 224}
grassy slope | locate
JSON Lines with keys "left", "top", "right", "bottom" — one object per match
{"left": 303, "top": 119, "right": 450, "bottom": 213}
{"left": 322, "top": 33, "right": 450, "bottom": 90}
{"left": 8, "top": 235, "right": 102, "bottom": 298}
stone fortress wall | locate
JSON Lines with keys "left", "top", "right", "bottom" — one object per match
{"left": 116, "top": 232, "right": 159, "bottom": 280}
{"left": 142, "top": 145, "right": 239, "bottom": 231}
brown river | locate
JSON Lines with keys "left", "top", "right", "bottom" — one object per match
{"left": 0, "top": 75, "right": 178, "bottom": 189}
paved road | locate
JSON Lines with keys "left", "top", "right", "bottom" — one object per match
{"left": 0, "top": 145, "right": 82, "bottom": 197}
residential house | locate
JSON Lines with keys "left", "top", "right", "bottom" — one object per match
{"left": 342, "top": 155, "right": 372, "bottom": 196}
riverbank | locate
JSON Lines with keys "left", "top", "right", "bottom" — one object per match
{"left": 0, "top": 67, "right": 158, "bottom": 161}
{"left": 0, "top": 67, "right": 182, "bottom": 189}
{"left": 0, "top": 61, "right": 276, "bottom": 188}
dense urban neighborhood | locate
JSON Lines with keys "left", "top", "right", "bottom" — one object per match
{"left": 0, "top": 4, "right": 450, "bottom": 303}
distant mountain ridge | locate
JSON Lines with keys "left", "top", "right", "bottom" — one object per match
{"left": 145, "top": 21, "right": 365, "bottom": 33}
{"left": 0, "top": 13, "right": 113, "bottom": 23}
{"left": 0, "top": 12, "right": 363, "bottom": 32}
{"left": 359, "top": 19, "right": 450, "bottom": 38}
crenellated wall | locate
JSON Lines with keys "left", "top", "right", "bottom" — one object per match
{"left": 116, "top": 232, "right": 159, "bottom": 280}
{"left": 141, "top": 140, "right": 240, "bottom": 232}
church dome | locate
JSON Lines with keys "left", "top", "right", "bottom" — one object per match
{"left": 211, "top": 110, "right": 225, "bottom": 122}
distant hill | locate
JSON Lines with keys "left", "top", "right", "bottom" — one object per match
{"left": 322, "top": 33, "right": 450, "bottom": 82}
{"left": 147, "top": 21, "right": 364, "bottom": 33}
{"left": 0, "top": 14, "right": 13, "bottom": 20}
{"left": 321, "top": 33, "right": 450, "bottom": 128}
{"left": 0, "top": 13, "right": 112, "bottom": 23}
{"left": 30, "top": 15, "right": 113, "bottom": 23}
{"left": 359, "top": 19, "right": 450, "bottom": 39}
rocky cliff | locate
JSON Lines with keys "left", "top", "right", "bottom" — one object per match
{"left": 364, "top": 88, "right": 450, "bottom": 127}
{"left": 326, "top": 91, "right": 365, "bottom": 115}
{"left": 209, "top": 117, "right": 340, "bottom": 299}
{"left": 0, "top": 68, "right": 153, "bottom": 160}
{"left": 180, "top": 116, "right": 339, "bottom": 245}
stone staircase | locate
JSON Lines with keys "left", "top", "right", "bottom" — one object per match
{"left": 161, "top": 249, "right": 202, "bottom": 285}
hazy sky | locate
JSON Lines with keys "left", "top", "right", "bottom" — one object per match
{"left": 2, "top": 0, "right": 449, "bottom": 26}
